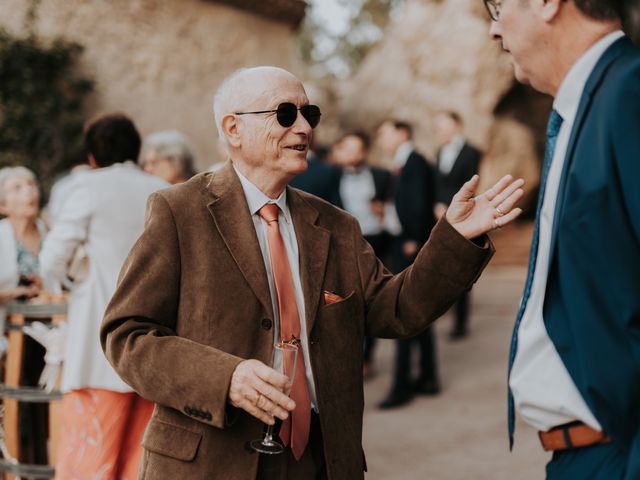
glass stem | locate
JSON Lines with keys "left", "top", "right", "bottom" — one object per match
{"left": 264, "top": 423, "right": 275, "bottom": 444}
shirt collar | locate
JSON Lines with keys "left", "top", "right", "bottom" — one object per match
{"left": 393, "top": 141, "right": 414, "bottom": 168}
{"left": 233, "top": 165, "right": 292, "bottom": 224}
{"left": 554, "top": 30, "right": 624, "bottom": 125}
{"left": 444, "top": 134, "right": 465, "bottom": 151}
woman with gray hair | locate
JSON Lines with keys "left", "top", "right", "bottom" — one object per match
{"left": 139, "top": 130, "right": 197, "bottom": 184}
{"left": 0, "top": 166, "right": 46, "bottom": 306}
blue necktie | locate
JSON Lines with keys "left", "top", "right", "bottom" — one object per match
{"left": 507, "top": 109, "right": 563, "bottom": 448}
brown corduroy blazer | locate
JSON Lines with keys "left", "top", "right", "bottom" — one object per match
{"left": 100, "top": 163, "right": 494, "bottom": 480}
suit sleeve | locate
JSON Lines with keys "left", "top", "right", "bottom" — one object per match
{"left": 611, "top": 64, "right": 640, "bottom": 244}
{"left": 100, "top": 192, "right": 243, "bottom": 429}
{"left": 357, "top": 216, "right": 494, "bottom": 338}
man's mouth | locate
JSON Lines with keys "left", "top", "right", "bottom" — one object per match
{"left": 286, "top": 144, "right": 308, "bottom": 152}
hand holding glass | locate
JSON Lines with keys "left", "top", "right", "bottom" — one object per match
{"left": 250, "top": 342, "right": 298, "bottom": 454}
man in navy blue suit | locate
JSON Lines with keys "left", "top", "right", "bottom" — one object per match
{"left": 485, "top": 0, "right": 640, "bottom": 477}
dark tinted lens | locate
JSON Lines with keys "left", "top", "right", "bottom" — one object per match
{"left": 300, "top": 105, "right": 321, "bottom": 129}
{"left": 276, "top": 103, "right": 298, "bottom": 127}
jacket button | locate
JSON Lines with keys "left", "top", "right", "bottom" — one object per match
{"left": 261, "top": 318, "right": 273, "bottom": 330}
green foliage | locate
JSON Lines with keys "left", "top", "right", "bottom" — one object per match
{"left": 0, "top": 20, "right": 93, "bottom": 194}
{"left": 299, "top": 0, "right": 404, "bottom": 78}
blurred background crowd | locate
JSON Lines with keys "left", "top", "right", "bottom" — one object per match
{"left": 0, "top": 0, "right": 639, "bottom": 478}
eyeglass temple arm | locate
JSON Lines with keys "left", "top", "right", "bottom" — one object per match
{"left": 234, "top": 109, "right": 278, "bottom": 115}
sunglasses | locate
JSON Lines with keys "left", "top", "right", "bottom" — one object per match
{"left": 234, "top": 102, "right": 322, "bottom": 129}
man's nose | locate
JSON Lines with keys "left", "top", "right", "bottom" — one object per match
{"left": 292, "top": 111, "right": 313, "bottom": 136}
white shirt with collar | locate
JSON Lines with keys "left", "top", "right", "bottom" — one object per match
{"left": 339, "top": 166, "right": 383, "bottom": 237}
{"left": 234, "top": 166, "right": 319, "bottom": 411}
{"left": 438, "top": 134, "right": 466, "bottom": 175}
{"left": 393, "top": 141, "right": 414, "bottom": 169}
{"left": 510, "top": 30, "right": 624, "bottom": 433}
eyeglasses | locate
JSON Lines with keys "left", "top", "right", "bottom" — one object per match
{"left": 483, "top": 0, "right": 500, "bottom": 21}
{"left": 234, "top": 102, "right": 322, "bottom": 129}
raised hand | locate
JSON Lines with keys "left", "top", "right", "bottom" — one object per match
{"left": 446, "top": 174, "right": 524, "bottom": 239}
{"left": 228, "top": 359, "right": 296, "bottom": 425}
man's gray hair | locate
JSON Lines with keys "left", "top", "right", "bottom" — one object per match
{"left": 212, "top": 68, "right": 250, "bottom": 149}
{"left": 212, "top": 66, "right": 299, "bottom": 150}
{"left": 0, "top": 166, "right": 37, "bottom": 206}
{"left": 140, "top": 130, "right": 197, "bottom": 180}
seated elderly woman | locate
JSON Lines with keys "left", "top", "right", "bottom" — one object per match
{"left": 0, "top": 166, "right": 45, "bottom": 307}
{"left": 139, "top": 130, "right": 197, "bottom": 184}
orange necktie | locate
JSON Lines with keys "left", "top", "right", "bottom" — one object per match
{"left": 259, "top": 204, "right": 311, "bottom": 460}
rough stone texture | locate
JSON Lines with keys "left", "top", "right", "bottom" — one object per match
{"left": 338, "top": 0, "right": 547, "bottom": 201}
{"left": 0, "top": 0, "right": 302, "bottom": 169}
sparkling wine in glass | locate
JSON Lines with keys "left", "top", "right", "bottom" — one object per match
{"left": 250, "top": 341, "right": 298, "bottom": 454}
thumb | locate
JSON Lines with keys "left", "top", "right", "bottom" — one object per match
{"left": 455, "top": 175, "right": 480, "bottom": 201}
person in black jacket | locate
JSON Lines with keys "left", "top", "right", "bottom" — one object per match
{"left": 289, "top": 143, "right": 342, "bottom": 207}
{"left": 332, "top": 131, "right": 393, "bottom": 378}
{"left": 375, "top": 120, "right": 439, "bottom": 409}
{"left": 433, "top": 111, "right": 482, "bottom": 340}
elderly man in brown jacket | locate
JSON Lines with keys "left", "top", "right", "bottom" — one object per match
{"left": 101, "top": 66, "right": 524, "bottom": 480}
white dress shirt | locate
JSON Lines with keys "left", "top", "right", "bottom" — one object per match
{"left": 509, "top": 30, "right": 624, "bottom": 433}
{"left": 40, "top": 161, "right": 167, "bottom": 392}
{"left": 234, "top": 167, "right": 319, "bottom": 411}
{"left": 438, "top": 134, "right": 465, "bottom": 175}
{"left": 339, "top": 167, "right": 383, "bottom": 236}
{"left": 393, "top": 141, "right": 414, "bottom": 169}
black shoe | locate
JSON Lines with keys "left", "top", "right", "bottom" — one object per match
{"left": 378, "top": 391, "right": 413, "bottom": 410}
{"left": 413, "top": 379, "right": 441, "bottom": 396}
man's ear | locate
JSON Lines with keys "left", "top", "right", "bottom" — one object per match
{"left": 88, "top": 153, "right": 99, "bottom": 169}
{"left": 541, "top": 0, "right": 562, "bottom": 22}
{"left": 221, "top": 114, "right": 242, "bottom": 149}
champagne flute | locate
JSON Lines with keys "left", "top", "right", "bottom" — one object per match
{"left": 250, "top": 341, "right": 298, "bottom": 454}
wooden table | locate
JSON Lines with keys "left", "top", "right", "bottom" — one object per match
{"left": 1, "top": 300, "right": 67, "bottom": 480}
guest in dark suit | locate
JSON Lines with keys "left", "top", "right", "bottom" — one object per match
{"left": 332, "top": 131, "right": 393, "bottom": 378}
{"left": 289, "top": 143, "right": 342, "bottom": 207}
{"left": 375, "top": 120, "right": 440, "bottom": 409}
{"left": 486, "top": 0, "right": 640, "bottom": 477}
{"left": 433, "top": 111, "right": 482, "bottom": 340}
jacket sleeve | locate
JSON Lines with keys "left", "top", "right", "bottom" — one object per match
{"left": 358, "top": 216, "right": 494, "bottom": 338}
{"left": 100, "top": 192, "right": 243, "bottom": 429}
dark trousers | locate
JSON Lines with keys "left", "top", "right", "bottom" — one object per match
{"left": 388, "top": 237, "right": 439, "bottom": 395}
{"left": 257, "top": 412, "right": 326, "bottom": 480}
{"left": 546, "top": 442, "right": 627, "bottom": 479}
{"left": 391, "top": 327, "right": 438, "bottom": 394}
{"left": 451, "top": 290, "right": 470, "bottom": 335}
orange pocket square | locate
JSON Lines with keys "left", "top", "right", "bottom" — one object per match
{"left": 323, "top": 290, "right": 344, "bottom": 305}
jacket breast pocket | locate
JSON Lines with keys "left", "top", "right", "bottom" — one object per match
{"left": 141, "top": 419, "right": 202, "bottom": 462}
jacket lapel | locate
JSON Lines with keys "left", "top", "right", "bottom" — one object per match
{"left": 547, "top": 37, "right": 629, "bottom": 269}
{"left": 205, "top": 164, "right": 274, "bottom": 319}
{"left": 287, "top": 188, "right": 330, "bottom": 337}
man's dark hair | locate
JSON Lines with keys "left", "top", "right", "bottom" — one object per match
{"left": 573, "top": 0, "right": 622, "bottom": 21}
{"left": 85, "top": 114, "right": 141, "bottom": 167}
{"left": 390, "top": 120, "right": 413, "bottom": 139}
{"left": 342, "top": 130, "right": 371, "bottom": 150}
{"left": 439, "top": 110, "right": 463, "bottom": 126}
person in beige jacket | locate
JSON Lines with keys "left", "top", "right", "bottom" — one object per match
{"left": 101, "top": 66, "right": 524, "bottom": 480}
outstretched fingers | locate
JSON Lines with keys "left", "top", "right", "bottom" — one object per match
{"left": 483, "top": 174, "right": 514, "bottom": 202}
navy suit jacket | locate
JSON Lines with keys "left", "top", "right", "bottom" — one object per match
{"left": 394, "top": 151, "right": 437, "bottom": 245}
{"left": 542, "top": 36, "right": 640, "bottom": 477}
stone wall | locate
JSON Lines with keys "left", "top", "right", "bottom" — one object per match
{"left": 0, "top": 0, "right": 303, "bottom": 169}
{"left": 337, "top": 0, "right": 551, "bottom": 208}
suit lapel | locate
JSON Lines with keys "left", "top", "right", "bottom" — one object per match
{"left": 287, "top": 188, "right": 330, "bottom": 337}
{"left": 206, "top": 163, "right": 274, "bottom": 319}
{"left": 547, "top": 37, "right": 629, "bottom": 269}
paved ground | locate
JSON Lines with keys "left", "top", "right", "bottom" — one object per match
{"left": 362, "top": 223, "right": 551, "bottom": 479}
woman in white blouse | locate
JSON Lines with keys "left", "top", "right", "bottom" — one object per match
{"left": 0, "top": 167, "right": 46, "bottom": 338}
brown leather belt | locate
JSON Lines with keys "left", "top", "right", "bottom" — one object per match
{"left": 538, "top": 422, "right": 612, "bottom": 451}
